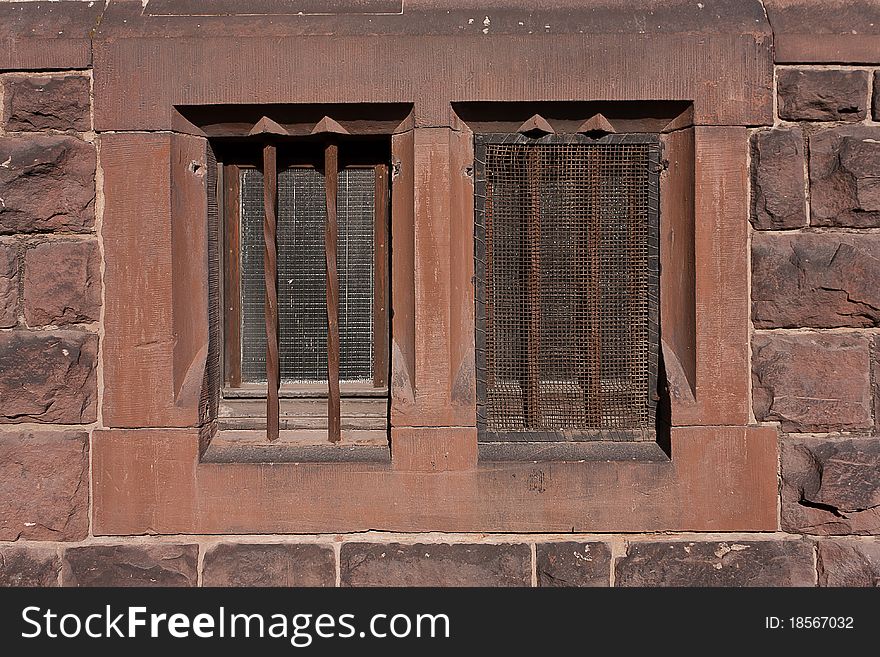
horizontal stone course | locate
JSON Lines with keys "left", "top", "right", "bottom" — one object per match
{"left": 752, "top": 232, "right": 880, "bottom": 329}
{"left": 777, "top": 68, "right": 868, "bottom": 121}
{"left": 62, "top": 544, "right": 199, "bottom": 587}
{"left": 202, "top": 543, "right": 335, "bottom": 587}
{"left": 615, "top": 540, "right": 815, "bottom": 586}
{"left": 24, "top": 239, "right": 101, "bottom": 326}
{"left": 0, "top": 430, "right": 89, "bottom": 542}
{"left": 2, "top": 74, "right": 90, "bottom": 132}
{"left": 0, "top": 330, "right": 97, "bottom": 424}
{"left": 0, "top": 135, "right": 95, "bottom": 234}
{"left": 340, "top": 542, "right": 531, "bottom": 587}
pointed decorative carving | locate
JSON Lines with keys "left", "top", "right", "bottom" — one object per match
{"left": 247, "top": 116, "right": 289, "bottom": 136}
{"left": 517, "top": 114, "right": 555, "bottom": 136}
{"left": 577, "top": 113, "right": 616, "bottom": 135}
{"left": 311, "top": 116, "right": 350, "bottom": 135}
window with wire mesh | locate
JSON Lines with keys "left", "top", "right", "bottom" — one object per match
{"left": 220, "top": 144, "right": 390, "bottom": 408}
{"left": 474, "top": 134, "right": 660, "bottom": 443}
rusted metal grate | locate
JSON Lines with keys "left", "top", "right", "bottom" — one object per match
{"left": 474, "top": 133, "right": 660, "bottom": 442}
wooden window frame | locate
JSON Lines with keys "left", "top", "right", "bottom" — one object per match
{"left": 215, "top": 137, "right": 391, "bottom": 456}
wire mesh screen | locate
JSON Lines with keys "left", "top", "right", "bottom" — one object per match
{"left": 239, "top": 166, "right": 375, "bottom": 384}
{"left": 474, "top": 134, "right": 660, "bottom": 442}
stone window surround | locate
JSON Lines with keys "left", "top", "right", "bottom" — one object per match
{"left": 88, "top": 2, "right": 779, "bottom": 535}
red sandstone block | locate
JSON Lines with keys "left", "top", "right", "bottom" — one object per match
{"left": 0, "top": 430, "right": 89, "bottom": 541}
{"left": 0, "top": 330, "right": 97, "bottom": 424}
{"left": 536, "top": 541, "right": 611, "bottom": 587}
{"left": 24, "top": 239, "right": 100, "bottom": 326}
{"left": 62, "top": 544, "right": 199, "bottom": 587}
{"left": 0, "top": 545, "right": 60, "bottom": 586}
{"left": 817, "top": 539, "right": 880, "bottom": 586}
{"left": 615, "top": 540, "right": 815, "bottom": 586}
{"left": 752, "top": 332, "right": 872, "bottom": 432}
{"left": 810, "top": 126, "right": 880, "bottom": 227}
{"left": 3, "top": 75, "right": 90, "bottom": 132}
{"left": 782, "top": 436, "right": 880, "bottom": 536}
{"left": 202, "top": 543, "right": 336, "bottom": 587}
{"left": 778, "top": 68, "right": 868, "bottom": 121}
{"left": 751, "top": 127, "right": 806, "bottom": 229}
{"left": 0, "top": 135, "right": 95, "bottom": 234}
{"left": 340, "top": 543, "right": 531, "bottom": 587}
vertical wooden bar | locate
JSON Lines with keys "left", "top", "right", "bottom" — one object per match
{"left": 524, "top": 147, "right": 541, "bottom": 429}
{"left": 325, "top": 143, "right": 341, "bottom": 443}
{"left": 263, "top": 144, "right": 280, "bottom": 441}
{"left": 223, "top": 164, "right": 242, "bottom": 388}
{"left": 373, "top": 163, "right": 389, "bottom": 388}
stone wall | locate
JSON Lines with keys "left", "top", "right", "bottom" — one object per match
{"left": 0, "top": 0, "right": 878, "bottom": 587}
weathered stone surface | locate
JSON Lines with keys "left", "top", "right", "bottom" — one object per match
{"left": 0, "top": 430, "right": 88, "bottom": 541}
{"left": 536, "top": 541, "right": 611, "bottom": 587}
{"left": 817, "top": 540, "right": 880, "bottom": 586}
{"left": 0, "top": 242, "right": 19, "bottom": 327}
{"left": 615, "top": 541, "right": 815, "bottom": 586}
{"left": 63, "top": 544, "right": 199, "bottom": 587}
{"left": 3, "top": 75, "right": 90, "bottom": 132}
{"left": 0, "top": 546, "right": 60, "bottom": 586}
{"left": 0, "top": 330, "right": 97, "bottom": 424}
{"left": 0, "top": 136, "right": 95, "bottom": 233}
{"left": 782, "top": 437, "right": 880, "bottom": 536}
{"left": 752, "top": 233, "right": 880, "bottom": 328}
{"left": 340, "top": 543, "right": 530, "bottom": 587}
{"left": 810, "top": 126, "right": 880, "bottom": 227}
{"left": 751, "top": 128, "right": 806, "bottom": 229}
{"left": 752, "top": 333, "right": 872, "bottom": 432}
{"left": 778, "top": 68, "right": 868, "bottom": 121}
{"left": 24, "top": 239, "right": 100, "bottom": 326}
{"left": 202, "top": 543, "right": 335, "bottom": 587}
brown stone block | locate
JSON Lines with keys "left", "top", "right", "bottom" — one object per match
{"left": 817, "top": 539, "right": 880, "bottom": 586}
{"left": 753, "top": 332, "right": 872, "bottom": 432}
{"left": 778, "top": 69, "right": 868, "bottom": 122}
{"left": 62, "top": 544, "right": 199, "bottom": 587}
{"left": 340, "top": 542, "right": 530, "bottom": 587}
{"left": 536, "top": 541, "right": 611, "bottom": 587}
{"left": 615, "top": 540, "right": 815, "bottom": 586}
{"left": 0, "top": 331, "right": 97, "bottom": 424}
{"left": 0, "top": 2, "right": 102, "bottom": 71}
{"left": 202, "top": 543, "right": 335, "bottom": 587}
{"left": 0, "top": 546, "right": 60, "bottom": 586}
{"left": 751, "top": 127, "right": 806, "bottom": 230}
{"left": 752, "top": 233, "right": 880, "bottom": 329}
{"left": 391, "top": 427, "right": 476, "bottom": 472}
{"left": 0, "top": 136, "right": 95, "bottom": 234}
{"left": 0, "top": 430, "right": 88, "bottom": 541}
{"left": 24, "top": 239, "right": 100, "bottom": 326}
{"left": 810, "top": 126, "right": 880, "bottom": 228}
{"left": 782, "top": 436, "right": 880, "bottom": 536}
{"left": 101, "top": 132, "right": 207, "bottom": 428}
{"left": 93, "top": 426, "right": 777, "bottom": 536}
{"left": 3, "top": 75, "right": 90, "bottom": 132}
{"left": 0, "top": 243, "right": 19, "bottom": 328}
{"left": 764, "top": 0, "right": 880, "bottom": 64}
